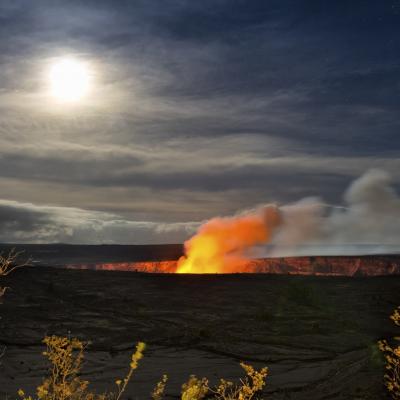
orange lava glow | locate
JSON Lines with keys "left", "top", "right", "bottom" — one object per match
{"left": 66, "top": 261, "right": 177, "bottom": 273}
{"left": 176, "top": 206, "right": 281, "bottom": 273}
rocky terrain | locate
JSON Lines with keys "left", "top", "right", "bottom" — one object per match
{"left": 1, "top": 266, "right": 399, "bottom": 399}
{"left": 66, "top": 254, "right": 400, "bottom": 276}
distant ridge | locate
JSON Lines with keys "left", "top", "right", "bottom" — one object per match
{"left": 0, "top": 243, "right": 184, "bottom": 266}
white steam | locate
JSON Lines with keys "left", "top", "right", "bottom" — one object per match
{"left": 269, "top": 169, "right": 400, "bottom": 256}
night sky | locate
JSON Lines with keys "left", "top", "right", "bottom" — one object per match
{"left": 0, "top": 1, "right": 399, "bottom": 244}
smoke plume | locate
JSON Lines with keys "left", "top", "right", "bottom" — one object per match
{"left": 177, "top": 169, "right": 400, "bottom": 273}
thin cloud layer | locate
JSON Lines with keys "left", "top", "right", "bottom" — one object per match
{"left": 0, "top": 199, "right": 197, "bottom": 244}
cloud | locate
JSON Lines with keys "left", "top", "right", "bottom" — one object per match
{"left": 0, "top": 0, "right": 399, "bottom": 237}
{"left": 0, "top": 199, "right": 198, "bottom": 244}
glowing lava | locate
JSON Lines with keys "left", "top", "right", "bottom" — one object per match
{"left": 176, "top": 206, "right": 281, "bottom": 273}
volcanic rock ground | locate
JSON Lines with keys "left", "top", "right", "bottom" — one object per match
{"left": 1, "top": 267, "right": 399, "bottom": 399}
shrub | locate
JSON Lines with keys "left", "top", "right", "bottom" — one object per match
{"left": 18, "top": 336, "right": 146, "bottom": 400}
{"left": 181, "top": 362, "right": 268, "bottom": 400}
{"left": 213, "top": 363, "right": 268, "bottom": 400}
{"left": 16, "top": 334, "right": 268, "bottom": 400}
{"left": 0, "top": 248, "right": 30, "bottom": 302}
{"left": 151, "top": 374, "right": 168, "bottom": 400}
{"left": 181, "top": 375, "right": 209, "bottom": 400}
{"left": 0, "top": 248, "right": 30, "bottom": 363}
{"left": 379, "top": 306, "right": 400, "bottom": 399}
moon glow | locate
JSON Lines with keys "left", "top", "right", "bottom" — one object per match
{"left": 49, "top": 58, "right": 90, "bottom": 102}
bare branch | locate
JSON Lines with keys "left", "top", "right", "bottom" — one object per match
{"left": 0, "top": 248, "right": 32, "bottom": 277}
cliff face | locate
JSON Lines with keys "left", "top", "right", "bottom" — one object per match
{"left": 67, "top": 260, "right": 177, "bottom": 273}
{"left": 66, "top": 254, "right": 400, "bottom": 276}
{"left": 245, "top": 255, "right": 400, "bottom": 276}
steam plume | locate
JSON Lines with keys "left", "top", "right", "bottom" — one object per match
{"left": 177, "top": 169, "right": 400, "bottom": 273}
{"left": 176, "top": 206, "right": 281, "bottom": 273}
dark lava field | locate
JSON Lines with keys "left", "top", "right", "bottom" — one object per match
{"left": 1, "top": 266, "right": 399, "bottom": 399}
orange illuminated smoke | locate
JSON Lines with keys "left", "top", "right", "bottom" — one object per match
{"left": 176, "top": 206, "right": 281, "bottom": 273}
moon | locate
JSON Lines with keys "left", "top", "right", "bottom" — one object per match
{"left": 49, "top": 58, "right": 90, "bottom": 102}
